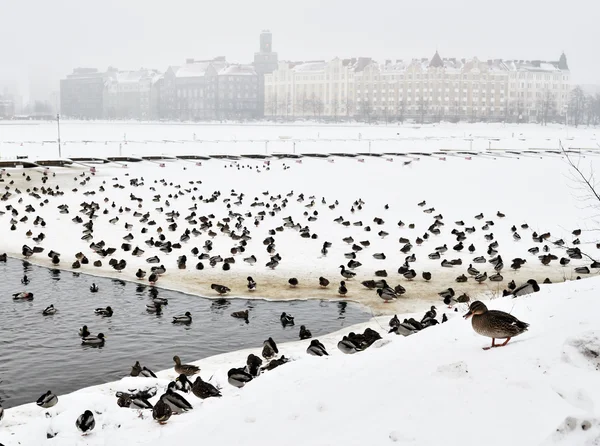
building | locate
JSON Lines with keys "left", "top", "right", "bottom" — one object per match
{"left": 159, "top": 57, "right": 259, "bottom": 121}
{"left": 265, "top": 51, "right": 571, "bottom": 123}
{"left": 0, "top": 96, "right": 15, "bottom": 118}
{"left": 103, "top": 68, "right": 162, "bottom": 120}
{"left": 253, "top": 30, "right": 279, "bottom": 116}
{"left": 60, "top": 68, "right": 107, "bottom": 119}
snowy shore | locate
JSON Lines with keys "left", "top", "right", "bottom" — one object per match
{"left": 2, "top": 275, "right": 600, "bottom": 445}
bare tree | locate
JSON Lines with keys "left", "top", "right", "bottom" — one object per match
{"left": 344, "top": 97, "right": 354, "bottom": 119}
{"left": 361, "top": 99, "right": 373, "bottom": 123}
{"left": 569, "top": 86, "right": 586, "bottom": 127}
{"left": 331, "top": 96, "right": 340, "bottom": 122}
{"left": 416, "top": 94, "right": 427, "bottom": 124}
{"left": 537, "top": 90, "right": 554, "bottom": 126}
{"left": 310, "top": 93, "right": 324, "bottom": 120}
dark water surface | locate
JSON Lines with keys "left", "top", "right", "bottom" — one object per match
{"left": 0, "top": 259, "right": 369, "bottom": 408}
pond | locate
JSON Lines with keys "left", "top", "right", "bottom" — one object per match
{"left": 0, "top": 258, "right": 370, "bottom": 408}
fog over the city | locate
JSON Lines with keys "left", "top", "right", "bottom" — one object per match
{"left": 1, "top": 0, "right": 599, "bottom": 100}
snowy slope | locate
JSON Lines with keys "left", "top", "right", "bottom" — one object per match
{"left": 2, "top": 276, "right": 600, "bottom": 445}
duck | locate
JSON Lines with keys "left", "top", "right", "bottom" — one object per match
{"left": 376, "top": 287, "right": 397, "bottom": 302}
{"left": 146, "top": 303, "right": 163, "bottom": 314}
{"left": 280, "top": 312, "right": 295, "bottom": 326}
{"left": 338, "top": 280, "right": 348, "bottom": 296}
{"left": 82, "top": 333, "right": 105, "bottom": 346}
{"left": 337, "top": 336, "right": 361, "bottom": 354}
{"left": 228, "top": 367, "right": 253, "bottom": 388}
{"left": 152, "top": 398, "right": 172, "bottom": 424}
{"left": 339, "top": 265, "right": 356, "bottom": 279}
{"left": 510, "top": 279, "right": 540, "bottom": 297}
{"left": 172, "top": 312, "right": 192, "bottom": 324}
{"left": 173, "top": 355, "right": 200, "bottom": 376}
{"left": 21, "top": 274, "right": 30, "bottom": 284}
{"left": 76, "top": 410, "right": 95, "bottom": 433}
{"left": 136, "top": 268, "right": 146, "bottom": 279}
{"left": 247, "top": 276, "right": 256, "bottom": 291}
{"left": 474, "top": 272, "right": 487, "bottom": 283}
{"left": 422, "top": 271, "right": 432, "bottom": 281}
{"left": 36, "top": 390, "right": 58, "bottom": 408}
{"left": 160, "top": 388, "right": 193, "bottom": 414}
{"left": 288, "top": 277, "right": 299, "bottom": 287}
{"left": 319, "top": 276, "right": 330, "bottom": 288}
{"left": 262, "top": 337, "right": 279, "bottom": 360}
{"left": 463, "top": 301, "right": 529, "bottom": 350}
{"left": 246, "top": 354, "right": 263, "bottom": 377}
{"left": 192, "top": 375, "right": 222, "bottom": 399}
{"left": 79, "top": 325, "right": 90, "bottom": 337}
{"left": 42, "top": 304, "right": 57, "bottom": 315}
{"left": 307, "top": 339, "right": 328, "bottom": 356}
{"left": 299, "top": 325, "right": 312, "bottom": 340}
{"left": 211, "top": 283, "right": 230, "bottom": 295}
{"left": 12, "top": 291, "right": 34, "bottom": 300}
{"left": 90, "top": 283, "right": 99, "bottom": 293}
{"left": 175, "top": 374, "right": 193, "bottom": 393}
{"left": 95, "top": 306, "right": 113, "bottom": 317}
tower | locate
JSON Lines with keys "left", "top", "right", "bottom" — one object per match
{"left": 254, "top": 30, "right": 279, "bottom": 117}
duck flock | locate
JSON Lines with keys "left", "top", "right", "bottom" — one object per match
{"left": 0, "top": 159, "right": 595, "bottom": 314}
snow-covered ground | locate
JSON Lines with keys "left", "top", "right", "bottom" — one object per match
{"left": 2, "top": 275, "right": 600, "bottom": 445}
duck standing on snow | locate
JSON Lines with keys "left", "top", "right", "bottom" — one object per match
{"left": 262, "top": 337, "right": 279, "bottom": 360}
{"left": 173, "top": 355, "right": 200, "bottom": 376}
{"left": 247, "top": 276, "right": 256, "bottom": 291}
{"left": 338, "top": 280, "right": 348, "bottom": 296}
{"left": 463, "top": 301, "right": 529, "bottom": 350}
{"left": 36, "top": 390, "right": 58, "bottom": 408}
{"left": 211, "top": 283, "right": 230, "bottom": 295}
{"left": 90, "top": 283, "right": 99, "bottom": 293}
{"left": 307, "top": 339, "right": 328, "bottom": 356}
{"left": 160, "top": 387, "right": 193, "bottom": 414}
{"left": 510, "top": 279, "right": 540, "bottom": 297}
{"left": 152, "top": 398, "right": 172, "bottom": 424}
{"left": 192, "top": 376, "right": 222, "bottom": 399}
{"left": 76, "top": 410, "right": 95, "bottom": 434}
{"left": 176, "top": 374, "right": 193, "bottom": 393}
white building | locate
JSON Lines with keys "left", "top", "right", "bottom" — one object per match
{"left": 103, "top": 68, "right": 162, "bottom": 120}
{"left": 265, "top": 52, "right": 571, "bottom": 123}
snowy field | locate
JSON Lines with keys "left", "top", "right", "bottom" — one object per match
{"left": 1, "top": 121, "right": 600, "bottom": 445}
{"left": 2, "top": 276, "right": 600, "bottom": 445}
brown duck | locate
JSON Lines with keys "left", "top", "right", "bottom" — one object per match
{"left": 173, "top": 355, "right": 200, "bottom": 376}
{"left": 463, "top": 301, "right": 529, "bottom": 350}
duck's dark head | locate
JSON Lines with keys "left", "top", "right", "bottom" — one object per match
{"left": 98, "top": 333, "right": 105, "bottom": 339}
{"left": 463, "top": 301, "right": 488, "bottom": 319}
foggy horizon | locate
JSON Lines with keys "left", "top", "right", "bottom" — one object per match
{"left": 1, "top": 0, "right": 599, "bottom": 101}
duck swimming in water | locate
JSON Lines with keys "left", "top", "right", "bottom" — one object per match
{"left": 299, "top": 325, "right": 312, "bottom": 340}
{"left": 95, "top": 306, "right": 113, "bottom": 317}
{"left": 280, "top": 312, "right": 295, "bottom": 326}
{"left": 12, "top": 291, "right": 34, "bottom": 300}
{"left": 82, "top": 333, "right": 105, "bottom": 346}
{"left": 42, "top": 304, "right": 57, "bottom": 315}
{"left": 79, "top": 325, "right": 90, "bottom": 337}
{"left": 172, "top": 312, "right": 192, "bottom": 324}
{"left": 464, "top": 301, "right": 529, "bottom": 350}
{"left": 90, "top": 283, "right": 99, "bottom": 293}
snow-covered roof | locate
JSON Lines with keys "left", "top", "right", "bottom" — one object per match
{"left": 292, "top": 61, "right": 327, "bottom": 73}
{"left": 219, "top": 65, "right": 256, "bottom": 76}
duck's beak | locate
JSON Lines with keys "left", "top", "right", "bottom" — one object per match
{"left": 463, "top": 310, "right": 473, "bottom": 319}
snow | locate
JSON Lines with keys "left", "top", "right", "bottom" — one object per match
{"left": 2, "top": 276, "right": 600, "bottom": 445}
{"left": 1, "top": 121, "right": 600, "bottom": 444}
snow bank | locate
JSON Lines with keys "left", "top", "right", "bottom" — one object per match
{"left": 2, "top": 274, "right": 600, "bottom": 445}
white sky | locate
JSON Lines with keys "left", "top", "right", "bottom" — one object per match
{"left": 1, "top": 0, "right": 599, "bottom": 99}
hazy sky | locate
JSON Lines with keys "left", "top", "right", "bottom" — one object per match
{"left": 2, "top": 0, "right": 599, "bottom": 99}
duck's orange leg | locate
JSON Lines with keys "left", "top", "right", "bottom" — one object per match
{"left": 483, "top": 338, "right": 496, "bottom": 350}
{"left": 497, "top": 337, "right": 512, "bottom": 347}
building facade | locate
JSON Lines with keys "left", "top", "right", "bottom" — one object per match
{"left": 60, "top": 68, "right": 107, "bottom": 119}
{"left": 103, "top": 68, "right": 161, "bottom": 120}
{"left": 253, "top": 30, "right": 279, "bottom": 117}
{"left": 265, "top": 51, "right": 571, "bottom": 123}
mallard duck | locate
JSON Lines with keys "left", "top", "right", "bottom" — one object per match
{"left": 176, "top": 374, "right": 193, "bottom": 393}
{"left": 160, "top": 388, "right": 193, "bottom": 414}
{"left": 228, "top": 367, "right": 253, "bottom": 388}
{"left": 90, "top": 283, "right": 99, "bottom": 293}
{"left": 211, "top": 283, "right": 230, "bottom": 295}
{"left": 510, "top": 279, "right": 540, "bottom": 297}
{"left": 307, "top": 339, "right": 328, "bottom": 356}
{"left": 36, "top": 390, "right": 58, "bottom": 408}
{"left": 246, "top": 354, "right": 263, "bottom": 377}
{"left": 82, "top": 333, "right": 105, "bottom": 346}
{"left": 299, "top": 325, "right": 312, "bottom": 340}
{"left": 12, "top": 291, "right": 34, "bottom": 300}
{"left": 152, "top": 398, "right": 172, "bottom": 424}
{"left": 464, "top": 301, "right": 529, "bottom": 350}
{"left": 319, "top": 276, "right": 330, "bottom": 288}
{"left": 172, "top": 312, "right": 192, "bottom": 324}
{"left": 42, "top": 304, "right": 57, "bottom": 315}
{"left": 247, "top": 276, "right": 256, "bottom": 291}
{"left": 79, "top": 325, "right": 90, "bottom": 337}
{"left": 337, "top": 336, "right": 361, "bottom": 354}
{"left": 231, "top": 309, "right": 249, "bottom": 321}
{"left": 76, "top": 410, "right": 95, "bottom": 434}
{"left": 192, "top": 376, "right": 222, "bottom": 399}
{"left": 94, "top": 306, "right": 113, "bottom": 317}
{"left": 173, "top": 355, "right": 199, "bottom": 376}
{"left": 338, "top": 280, "right": 348, "bottom": 296}
{"left": 262, "top": 337, "right": 279, "bottom": 360}
{"left": 130, "top": 361, "right": 143, "bottom": 377}
{"left": 280, "top": 312, "right": 295, "bottom": 326}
